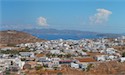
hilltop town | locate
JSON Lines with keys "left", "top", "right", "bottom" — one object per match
{"left": 0, "top": 30, "right": 125, "bottom": 75}
{"left": 1, "top": 0, "right": 125, "bottom": 74}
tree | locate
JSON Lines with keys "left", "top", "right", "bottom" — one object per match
{"left": 52, "top": 54, "right": 56, "bottom": 57}
{"left": 46, "top": 53, "right": 51, "bottom": 57}
{"left": 4, "top": 70, "right": 10, "bottom": 75}
{"left": 86, "top": 64, "right": 93, "bottom": 71}
{"left": 66, "top": 53, "right": 72, "bottom": 58}
{"left": 122, "top": 52, "right": 125, "bottom": 57}
{"left": 57, "top": 54, "right": 63, "bottom": 58}
{"left": 0, "top": 50, "right": 19, "bottom": 55}
{"left": 35, "top": 65, "right": 43, "bottom": 70}
{"left": 82, "top": 50, "right": 87, "bottom": 52}
{"left": 21, "top": 58, "right": 26, "bottom": 61}
{"left": 53, "top": 66, "right": 58, "bottom": 70}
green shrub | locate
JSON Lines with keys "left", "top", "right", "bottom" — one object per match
{"left": 82, "top": 50, "right": 87, "bottom": 52}
{"left": 35, "top": 65, "right": 43, "bottom": 70}
{"left": 122, "top": 52, "right": 125, "bottom": 57}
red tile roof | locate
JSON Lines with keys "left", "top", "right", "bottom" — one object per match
{"left": 76, "top": 57, "right": 96, "bottom": 62}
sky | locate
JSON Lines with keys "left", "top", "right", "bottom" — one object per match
{"left": 1, "top": 0, "right": 125, "bottom": 33}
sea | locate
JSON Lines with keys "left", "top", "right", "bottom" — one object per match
{"left": 33, "top": 34, "right": 103, "bottom": 40}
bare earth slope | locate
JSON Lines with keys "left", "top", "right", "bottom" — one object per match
{"left": 0, "top": 30, "right": 46, "bottom": 45}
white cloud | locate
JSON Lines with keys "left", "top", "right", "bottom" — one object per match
{"left": 37, "top": 17, "right": 48, "bottom": 26}
{"left": 89, "top": 8, "right": 112, "bottom": 24}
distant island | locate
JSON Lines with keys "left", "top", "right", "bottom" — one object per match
{"left": 23, "top": 29, "right": 122, "bottom": 40}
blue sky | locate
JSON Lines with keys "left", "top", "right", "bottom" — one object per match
{"left": 1, "top": 0, "right": 125, "bottom": 33}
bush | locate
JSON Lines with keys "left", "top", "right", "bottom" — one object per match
{"left": 66, "top": 54, "right": 72, "bottom": 58}
{"left": 21, "top": 58, "right": 26, "bottom": 61}
{"left": 122, "top": 52, "right": 125, "bottom": 57}
{"left": 46, "top": 53, "right": 52, "bottom": 57}
{"left": 82, "top": 50, "right": 87, "bottom": 52}
{"left": 7, "top": 44, "right": 16, "bottom": 47}
{"left": 0, "top": 50, "right": 19, "bottom": 54}
{"left": 35, "top": 65, "right": 43, "bottom": 70}
{"left": 57, "top": 72, "right": 62, "bottom": 75}
{"left": 5, "top": 70, "right": 10, "bottom": 75}
{"left": 20, "top": 47, "right": 30, "bottom": 52}
{"left": 53, "top": 66, "right": 58, "bottom": 70}
{"left": 86, "top": 64, "right": 93, "bottom": 71}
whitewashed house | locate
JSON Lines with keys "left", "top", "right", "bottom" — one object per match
{"left": 50, "top": 50, "right": 60, "bottom": 54}
{"left": 106, "top": 48, "right": 116, "bottom": 54}
{"left": 94, "top": 55, "right": 106, "bottom": 61}
{"left": 0, "top": 58, "right": 24, "bottom": 70}
{"left": 1, "top": 47, "right": 12, "bottom": 51}
{"left": 19, "top": 52, "right": 35, "bottom": 57}
{"left": 100, "top": 50, "right": 106, "bottom": 53}
{"left": 107, "top": 55, "right": 117, "bottom": 60}
{"left": 119, "top": 57, "right": 125, "bottom": 62}
{"left": 81, "top": 52, "right": 88, "bottom": 56}
{"left": 70, "top": 63, "right": 79, "bottom": 69}
{"left": 64, "top": 49, "right": 75, "bottom": 54}
{"left": 14, "top": 58, "right": 25, "bottom": 69}
{"left": 79, "top": 63, "right": 88, "bottom": 70}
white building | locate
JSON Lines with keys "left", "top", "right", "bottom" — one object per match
{"left": 106, "top": 48, "right": 116, "bottom": 54}
{"left": 19, "top": 52, "right": 35, "bottom": 57}
{"left": 50, "top": 50, "right": 60, "bottom": 54}
{"left": 70, "top": 63, "right": 79, "bottom": 69}
{"left": 0, "top": 47, "right": 10, "bottom": 51}
{"left": 95, "top": 55, "right": 106, "bottom": 61}
{"left": 120, "top": 57, "right": 125, "bottom": 62}
{"left": 79, "top": 63, "right": 88, "bottom": 70}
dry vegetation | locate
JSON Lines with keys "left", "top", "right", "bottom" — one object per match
{"left": 23, "top": 62, "right": 125, "bottom": 75}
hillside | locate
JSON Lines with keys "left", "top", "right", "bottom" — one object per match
{"left": 0, "top": 30, "right": 46, "bottom": 45}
